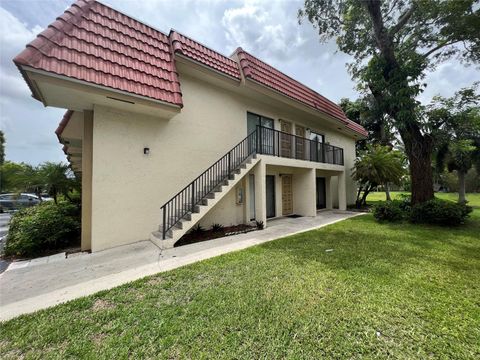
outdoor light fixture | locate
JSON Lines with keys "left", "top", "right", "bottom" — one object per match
{"left": 143, "top": 147, "right": 150, "bottom": 155}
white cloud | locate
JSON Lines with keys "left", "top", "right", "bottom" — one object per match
{"left": 0, "top": 6, "right": 65, "bottom": 165}
{"left": 0, "top": 7, "right": 42, "bottom": 46}
{"left": 1, "top": 0, "right": 478, "bottom": 165}
{"left": 221, "top": 0, "right": 307, "bottom": 62}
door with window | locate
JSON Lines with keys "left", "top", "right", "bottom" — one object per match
{"left": 247, "top": 112, "right": 274, "bottom": 154}
{"left": 281, "top": 121, "right": 292, "bottom": 157}
{"left": 310, "top": 130, "right": 325, "bottom": 162}
{"left": 282, "top": 174, "right": 293, "bottom": 215}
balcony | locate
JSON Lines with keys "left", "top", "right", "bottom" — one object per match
{"left": 253, "top": 126, "right": 344, "bottom": 166}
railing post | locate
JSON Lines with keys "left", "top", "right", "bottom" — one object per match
{"left": 333, "top": 148, "right": 336, "bottom": 164}
{"left": 162, "top": 207, "right": 166, "bottom": 239}
{"left": 272, "top": 128, "right": 276, "bottom": 156}
{"left": 228, "top": 152, "right": 232, "bottom": 174}
{"left": 258, "top": 126, "right": 263, "bottom": 154}
{"left": 322, "top": 144, "right": 326, "bottom": 163}
{"left": 191, "top": 182, "right": 195, "bottom": 213}
{"left": 293, "top": 134, "right": 296, "bottom": 159}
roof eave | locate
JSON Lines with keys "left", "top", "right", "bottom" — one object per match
{"left": 174, "top": 53, "right": 241, "bottom": 83}
{"left": 18, "top": 65, "right": 184, "bottom": 110}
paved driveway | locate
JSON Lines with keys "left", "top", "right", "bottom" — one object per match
{"left": 0, "top": 211, "right": 364, "bottom": 321}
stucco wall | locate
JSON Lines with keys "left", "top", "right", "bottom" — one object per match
{"left": 198, "top": 179, "right": 246, "bottom": 229}
{"left": 89, "top": 71, "right": 358, "bottom": 251}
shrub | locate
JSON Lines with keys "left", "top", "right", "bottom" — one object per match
{"left": 4, "top": 202, "right": 80, "bottom": 257}
{"left": 373, "top": 201, "right": 406, "bottom": 222}
{"left": 211, "top": 223, "right": 224, "bottom": 232}
{"left": 397, "top": 194, "right": 412, "bottom": 212}
{"left": 190, "top": 224, "right": 205, "bottom": 234}
{"left": 410, "top": 198, "right": 472, "bottom": 226}
{"left": 256, "top": 220, "right": 264, "bottom": 230}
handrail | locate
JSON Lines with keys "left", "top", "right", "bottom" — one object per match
{"left": 161, "top": 130, "right": 257, "bottom": 239}
{"left": 160, "top": 125, "right": 344, "bottom": 239}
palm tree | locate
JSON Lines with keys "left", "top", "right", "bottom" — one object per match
{"left": 352, "top": 145, "right": 405, "bottom": 208}
{"left": 38, "top": 162, "right": 77, "bottom": 203}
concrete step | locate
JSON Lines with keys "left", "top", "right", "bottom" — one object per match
{"left": 154, "top": 155, "right": 259, "bottom": 249}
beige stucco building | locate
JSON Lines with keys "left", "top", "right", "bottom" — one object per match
{"left": 14, "top": 0, "right": 367, "bottom": 252}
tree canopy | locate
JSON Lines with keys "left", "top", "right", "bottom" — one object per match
{"left": 429, "top": 85, "right": 480, "bottom": 203}
{"left": 300, "top": 0, "right": 480, "bottom": 205}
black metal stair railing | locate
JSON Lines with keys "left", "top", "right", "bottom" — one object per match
{"left": 160, "top": 126, "right": 344, "bottom": 240}
{"left": 161, "top": 131, "right": 257, "bottom": 239}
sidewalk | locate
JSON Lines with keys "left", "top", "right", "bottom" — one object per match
{"left": 0, "top": 211, "right": 364, "bottom": 321}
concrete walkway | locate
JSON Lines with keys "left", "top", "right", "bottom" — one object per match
{"left": 0, "top": 211, "right": 363, "bottom": 321}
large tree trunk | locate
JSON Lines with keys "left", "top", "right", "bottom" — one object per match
{"left": 408, "top": 147, "right": 434, "bottom": 205}
{"left": 401, "top": 125, "right": 435, "bottom": 205}
{"left": 363, "top": 0, "right": 434, "bottom": 206}
{"left": 458, "top": 171, "right": 466, "bottom": 204}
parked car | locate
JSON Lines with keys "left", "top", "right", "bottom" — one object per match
{"left": 0, "top": 193, "right": 52, "bottom": 211}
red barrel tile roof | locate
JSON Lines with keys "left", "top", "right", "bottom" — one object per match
{"left": 170, "top": 31, "right": 241, "bottom": 80}
{"left": 13, "top": 0, "right": 182, "bottom": 106}
{"left": 235, "top": 48, "right": 368, "bottom": 137}
{"left": 14, "top": 0, "right": 366, "bottom": 137}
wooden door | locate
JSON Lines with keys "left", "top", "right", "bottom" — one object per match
{"left": 281, "top": 121, "right": 292, "bottom": 157}
{"left": 295, "top": 125, "right": 305, "bottom": 159}
{"left": 282, "top": 175, "right": 293, "bottom": 215}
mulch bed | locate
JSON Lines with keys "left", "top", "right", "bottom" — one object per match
{"left": 174, "top": 224, "right": 258, "bottom": 247}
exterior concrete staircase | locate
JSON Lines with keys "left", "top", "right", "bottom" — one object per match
{"left": 150, "top": 155, "right": 258, "bottom": 249}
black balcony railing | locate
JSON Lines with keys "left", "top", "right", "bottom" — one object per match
{"left": 160, "top": 126, "right": 344, "bottom": 239}
{"left": 254, "top": 125, "right": 344, "bottom": 166}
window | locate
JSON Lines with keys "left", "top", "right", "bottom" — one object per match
{"left": 247, "top": 112, "right": 274, "bottom": 134}
{"left": 247, "top": 112, "right": 275, "bottom": 155}
{"left": 309, "top": 130, "right": 324, "bottom": 143}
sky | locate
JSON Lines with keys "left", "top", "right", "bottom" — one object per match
{"left": 0, "top": 0, "right": 479, "bottom": 165}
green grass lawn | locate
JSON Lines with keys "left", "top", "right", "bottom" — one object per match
{"left": 1, "top": 211, "right": 479, "bottom": 359}
{"left": 367, "top": 191, "right": 480, "bottom": 208}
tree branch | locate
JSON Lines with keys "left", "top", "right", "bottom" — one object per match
{"left": 422, "top": 40, "right": 462, "bottom": 58}
{"left": 390, "top": 4, "right": 417, "bottom": 35}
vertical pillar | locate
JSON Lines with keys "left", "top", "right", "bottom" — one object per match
{"left": 81, "top": 110, "right": 93, "bottom": 251}
{"left": 325, "top": 176, "right": 333, "bottom": 210}
{"left": 305, "top": 168, "right": 316, "bottom": 216}
{"left": 253, "top": 160, "right": 266, "bottom": 228}
{"left": 338, "top": 171, "right": 347, "bottom": 211}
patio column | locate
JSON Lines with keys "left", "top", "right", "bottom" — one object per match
{"left": 253, "top": 159, "right": 267, "bottom": 227}
{"left": 81, "top": 110, "right": 93, "bottom": 251}
{"left": 338, "top": 171, "right": 347, "bottom": 211}
{"left": 325, "top": 176, "right": 333, "bottom": 210}
{"left": 293, "top": 168, "right": 316, "bottom": 216}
